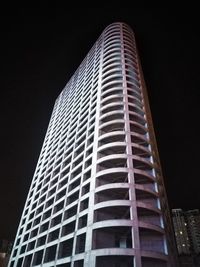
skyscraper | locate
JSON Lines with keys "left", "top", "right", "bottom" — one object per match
{"left": 186, "top": 209, "right": 200, "bottom": 255}
{"left": 172, "top": 209, "right": 191, "bottom": 255}
{"left": 9, "top": 22, "right": 177, "bottom": 267}
{"left": 172, "top": 209, "right": 200, "bottom": 255}
{"left": 172, "top": 209, "right": 200, "bottom": 266}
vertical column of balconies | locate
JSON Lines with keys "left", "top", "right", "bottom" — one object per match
{"left": 135, "top": 30, "right": 178, "bottom": 266}
{"left": 122, "top": 23, "right": 171, "bottom": 266}
{"left": 92, "top": 23, "right": 135, "bottom": 267}
{"left": 90, "top": 22, "right": 172, "bottom": 267}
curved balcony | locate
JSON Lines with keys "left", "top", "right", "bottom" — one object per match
{"left": 104, "top": 31, "right": 121, "bottom": 40}
{"left": 102, "top": 67, "right": 122, "bottom": 80}
{"left": 101, "top": 74, "right": 123, "bottom": 87}
{"left": 124, "top": 47, "right": 137, "bottom": 60}
{"left": 98, "top": 142, "right": 126, "bottom": 159}
{"left": 125, "top": 55, "right": 138, "bottom": 67}
{"left": 127, "top": 80, "right": 141, "bottom": 93}
{"left": 131, "top": 143, "right": 151, "bottom": 159}
{"left": 127, "top": 82, "right": 141, "bottom": 93}
{"left": 102, "top": 54, "right": 122, "bottom": 66}
{"left": 124, "top": 36, "right": 136, "bottom": 46}
{"left": 95, "top": 187, "right": 129, "bottom": 205}
{"left": 128, "top": 95, "right": 143, "bottom": 109}
{"left": 124, "top": 43, "right": 137, "bottom": 56}
{"left": 104, "top": 38, "right": 120, "bottom": 49}
{"left": 98, "top": 131, "right": 125, "bottom": 146}
{"left": 139, "top": 221, "right": 164, "bottom": 234}
{"left": 130, "top": 121, "right": 147, "bottom": 135}
{"left": 103, "top": 44, "right": 121, "bottom": 55}
{"left": 99, "top": 120, "right": 125, "bottom": 135}
{"left": 104, "top": 23, "right": 120, "bottom": 34}
{"left": 95, "top": 183, "right": 130, "bottom": 203}
{"left": 128, "top": 103, "right": 144, "bottom": 117}
{"left": 126, "top": 69, "right": 139, "bottom": 81}
{"left": 125, "top": 62, "right": 139, "bottom": 75}
{"left": 137, "top": 201, "right": 161, "bottom": 214}
{"left": 103, "top": 48, "right": 122, "bottom": 60}
{"left": 135, "top": 184, "right": 158, "bottom": 198}
{"left": 97, "top": 154, "right": 127, "bottom": 172}
{"left": 104, "top": 37, "right": 121, "bottom": 48}
{"left": 132, "top": 155, "right": 154, "bottom": 171}
{"left": 139, "top": 227, "right": 166, "bottom": 254}
{"left": 102, "top": 62, "right": 123, "bottom": 74}
{"left": 104, "top": 28, "right": 120, "bottom": 39}
{"left": 104, "top": 25, "right": 120, "bottom": 33}
{"left": 101, "top": 81, "right": 123, "bottom": 93}
{"left": 125, "top": 62, "right": 139, "bottom": 76}
{"left": 100, "top": 111, "right": 124, "bottom": 124}
{"left": 100, "top": 102, "right": 124, "bottom": 115}
{"left": 96, "top": 253, "right": 134, "bottom": 267}
{"left": 95, "top": 183, "right": 129, "bottom": 193}
{"left": 133, "top": 171, "right": 155, "bottom": 187}
{"left": 94, "top": 205, "right": 130, "bottom": 222}
{"left": 129, "top": 112, "right": 146, "bottom": 127}
{"left": 101, "top": 94, "right": 124, "bottom": 106}
{"left": 101, "top": 88, "right": 124, "bottom": 99}
{"left": 137, "top": 206, "right": 162, "bottom": 228}
{"left": 92, "top": 225, "right": 132, "bottom": 253}
{"left": 135, "top": 188, "right": 158, "bottom": 209}
{"left": 95, "top": 200, "right": 131, "bottom": 211}
{"left": 130, "top": 132, "right": 150, "bottom": 147}
{"left": 93, "top": 220, "right": 133, "bottom": 230}
{"left": 127, "top": 87, "right": 142, "bottom": 101}
{"left": 102, "top": 67, "right": 122, "bottom": 79}
{"left": 95, "top": 168, "right": 128, "bottom": 186}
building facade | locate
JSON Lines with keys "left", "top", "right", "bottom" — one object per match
{"left": 172, "top": 209, "right": 191, "bottom": 255}
{"left": 9, "top": 22, "right": 177, "bottom": 267}
{"left": 172, "top": 209, "right": 200, "bottom": 255}
{"left": 186, "top": 209, "right": 200, "bottom": 255}
{"left": 0, "top": 239, "right": 12, "bottom": 267}
{"left": 172, "top": 209, "right": 200, "bottom": 266}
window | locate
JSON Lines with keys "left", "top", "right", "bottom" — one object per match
{"left": 51, "top": 214, "right": 62, "bottom": 227}
{"left": 37, "top": 235, "right": 46, "bottom": 247}
{"left": 61, "top": 221, "right": 76, "bottom": 236}
{"left": 48, "top": 229, "right": 60, "bottom": 242}
{"left": 39, "top": 222, "right": 49, "bottom": 233}
{"left": 75, "top": 233, "right": 86, "bottom": 254}
{"left": 32, "top": 250, "right": 43, "bottom": 266}
{"left": 58, "top": 239, "right": 73, "bottom": 258}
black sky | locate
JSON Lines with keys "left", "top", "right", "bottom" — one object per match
{"left": 1, "top": 7, "right": 200, "bottom": 241}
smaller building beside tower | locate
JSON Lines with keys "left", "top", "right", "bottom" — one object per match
{"left": 186, "top": 209, "right": 200, "bottom": 255}
{"left": 0, "top": 240, "right": 13, "bottom": 267}
{"left": 172, "top": 209, "right": 200, "bottom": 267}
{"left": 172, "top": 209, "right": 190, "bottom": 255}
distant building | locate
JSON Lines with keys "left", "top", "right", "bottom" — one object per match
{"left": 0, "top": 240, "right": 12, "bottom": 267}
{"left": 185, "top": 209, "right": 200, "bottom": 254}
{"left": 172, "top": 209, "right": 200, "bottom": 267}
{"left": 172, "top": 209, "right": 190, "bottom": 254}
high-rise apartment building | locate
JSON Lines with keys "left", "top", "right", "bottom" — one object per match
{"left": 172, "top": 209, "right": 200, "bottom": 255}
{"left": 8, "top": 22, "right": 177, "bottom": 267}
{"left": 172, "top": 209, "right": 191, "bottom": 255}
{"left": 186, "top": 209, "right": 200, "bottom": 255}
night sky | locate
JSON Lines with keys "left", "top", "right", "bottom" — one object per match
{"left": 1, "top": 7, "right": 200, "bottom": 241}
